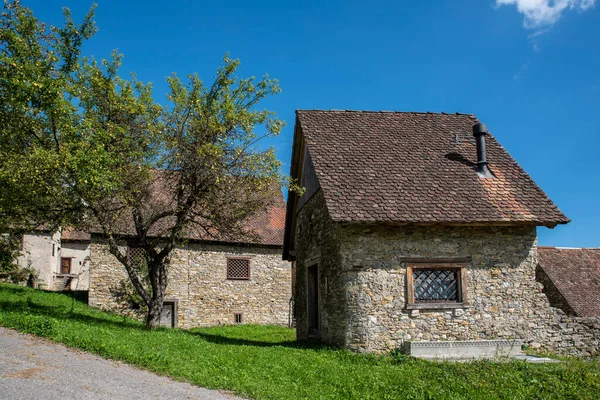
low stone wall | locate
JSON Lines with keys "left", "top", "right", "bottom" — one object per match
{"left": 89, "top": 240, "right": 292, "bottom": 328}
{"left": 534, "top": 313, "right": 600, "bottom": 357}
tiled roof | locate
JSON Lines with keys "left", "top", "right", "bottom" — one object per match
{"left": 240, "top": 197, "right": 286, "bottom": 246}
{"left": 538, "top": 247, "right": 600, "bottom": 317}
{"left": 296, "top": 110, "right": 569, "bottom": 225}
{"left": 61, "top": 228, "right": 91, "bottom": 242}
{"left": 105, "top": 191, "right": 285, "bottom": 247}
{"left": 86, "top": 172, "right": 285, "bottom": 247}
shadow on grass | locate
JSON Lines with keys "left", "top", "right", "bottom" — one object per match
{"left": 0, "top": 298, "right": 141, "bottom": 330}
{"left": 0, "top": 285, "right": 32, "bottom": 296}
{"left": 185, "top": 330, "right": 331, "bottom": 350}
{"left": 1, "top": 285, "right": 330, "bottom": 351}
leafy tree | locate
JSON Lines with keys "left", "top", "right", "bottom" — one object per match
{"left": 0, "top": 1, "right": 287, "bottom": 328}
{"left": 0, "top": 233, "right": 21, "bottom": 275}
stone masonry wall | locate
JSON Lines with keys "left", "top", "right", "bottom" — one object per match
{"left": 89, "top": 240, "right": 292, "bottom": 328}
{"left": 339, "top": 224, "right": 558, "bottom": 353}
{"left": 295, "top": 193, "right": 598, "bottom": 356}
{"left": 294, "top": 190, "right": 346, "bottom": 345}
{"left": 540, "top": 313, "right": 600, "bottom": 356}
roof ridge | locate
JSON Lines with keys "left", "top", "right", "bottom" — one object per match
{"left": 296, "top": 109, "right": 476, "bottom": 117}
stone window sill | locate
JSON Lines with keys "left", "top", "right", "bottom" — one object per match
{"left": 405, "top": 303, "right": 469, "bottom": 311}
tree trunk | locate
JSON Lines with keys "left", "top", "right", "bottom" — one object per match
{"left": 146, "top": 298, "right": 163, "bottom": 329}
{"left": 145, "top": 260, "right": 168, "bottom": 329}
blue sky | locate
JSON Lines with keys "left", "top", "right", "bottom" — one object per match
{"left": 24, "top": 0, "right": 600, "bottom": 247}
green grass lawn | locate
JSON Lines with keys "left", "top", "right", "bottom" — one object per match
{"left": 0, "top": 283, "right": 598, "bottom": 400}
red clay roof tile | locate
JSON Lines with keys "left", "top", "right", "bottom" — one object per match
{"left": 538, "top": 247, "right": 600, "bottom": 317}
{"left": 296, "top": 110, "right": 569, "bottom": 225}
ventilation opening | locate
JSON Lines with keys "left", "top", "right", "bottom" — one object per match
{"left": 227, "top": 258, "right": 250, "bottom": 280}
{"left": 234, "top": 313, "right": 243, "bottom": 324}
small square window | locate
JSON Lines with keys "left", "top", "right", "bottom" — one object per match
{"left": 227, "top": 258, "right": 250, "bottom": 280}
{"left": 406, "top": 264, "right": 467, "bottom": 309}
{"left": 234, "top": 313, "right": 243, "bottom": 324}
{"left": 127, "top": 245, "right": 148, "bottom": 270}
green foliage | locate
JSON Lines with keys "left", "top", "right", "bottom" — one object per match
{"left": 0, "top": 233, "right": 38, "bottom": 285}
{"left": 1, "top": 284, "right": 599, "bottom": 400}
{"left": 0, "top": 0, "right": 98, "bottom": 229}
{"left": 0, "top": 233, "right": 21, "bottom": 274}
{"left": 0, "top": 1, "right": 291, "bottom": 326}
{"left": 0, "top": 1, "right": 285, "bottom": 231}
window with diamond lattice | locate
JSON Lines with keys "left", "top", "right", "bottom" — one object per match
{"left": 227, "top": 258, "right": 250, "bottom": 280}
{"left": 413, "top": 269, "right": 459, "bottom": 302}
{"left": 406, "top": 264, "right": 467, "bottom": 308}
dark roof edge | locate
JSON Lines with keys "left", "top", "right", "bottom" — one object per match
{"left": 283, "top": 115, "right": 304, "bottom": 261}
{"left": 296, "top": 109, "right": 477, "bottom": 116}
{"left": 333, "top": 220, "right": 567, "bottom": 228}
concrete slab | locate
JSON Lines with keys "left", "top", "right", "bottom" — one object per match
{"left": 514, "top": 355, "right": 560, "bottom": 363}
{"left": 407, "top": 339, "right": 523, "bottom": 360}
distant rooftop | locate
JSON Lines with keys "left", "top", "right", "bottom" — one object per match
{"left": 538, "top": 247, "right": 600, "bottom": 317}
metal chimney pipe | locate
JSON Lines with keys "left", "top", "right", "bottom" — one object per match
{"left": 472, "top": 123, "right": 493, "bottom": 177}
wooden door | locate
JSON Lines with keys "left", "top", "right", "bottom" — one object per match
{"left": 307, "top": 265, "right": 319, "bottom": 337}
{"left": 160, "top": 301, "right": 175, "bottom": 328}
{"left": 60, "top": 258, "right": 71, "bottom": 274}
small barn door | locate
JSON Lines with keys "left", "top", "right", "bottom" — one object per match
{"left": 307, "top": 264, "right": 319, "bottom": 337}
{"left": 160, "top": 300, "right": 177, "bottom": 328}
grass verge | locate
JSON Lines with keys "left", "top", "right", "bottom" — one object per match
{"left": 0, "top": 283, "right": 599, "bottom": 399}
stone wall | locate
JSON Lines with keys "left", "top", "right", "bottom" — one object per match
{"left": 537, "top": 313, "right": 600, "bottom": 356}
{"left": 89, "top": 240, "right": 292, "bottom": 328}
{"left": 338, "top": 223, "right": 557, "bottom": 353}
{"left": 294, "top": 190, "right": 346, "bottom": 345}
{"left": 294, "top": 190, "right": 600, "bottom": 356}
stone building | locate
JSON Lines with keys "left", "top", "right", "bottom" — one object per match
{"left": 88, "top": 189, "right": 292, "bottom": 328}
{"left": 283, "top": 110, "right": 573, "bottom": 353}
{"left": 15, "top": 228, "right": 91, "bottom": 291}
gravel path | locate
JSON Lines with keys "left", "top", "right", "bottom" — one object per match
{"left": 0, "top": 327, "right": 242, "bottom": 400}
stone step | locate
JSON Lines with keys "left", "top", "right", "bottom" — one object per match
{"left": 406, "top": 339, "right": 523, "bottom": 360}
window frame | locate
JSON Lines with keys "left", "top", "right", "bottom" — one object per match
{"left": 405, "top": 263, "right": 467, "bottom": 310}
{"left": 226, "top": 257, "right": 251, "bottom": 281}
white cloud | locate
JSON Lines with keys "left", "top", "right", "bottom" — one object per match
{"left": 496, "top": 0, "right": 596, "bottom": 28}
